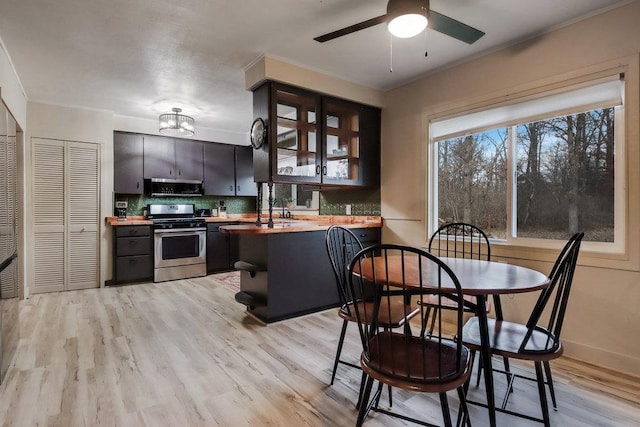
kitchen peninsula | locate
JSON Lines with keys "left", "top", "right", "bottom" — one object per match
{"left": 220, "top": 216, "right": 382, "bottom": 323}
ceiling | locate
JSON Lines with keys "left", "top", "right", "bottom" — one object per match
{"left": 0, "top": 0, "right": 631, "bottom": 139}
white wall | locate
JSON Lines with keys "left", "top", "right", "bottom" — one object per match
{"left": 114, "top": 115, "right": 249, "bottom": 146}
{"left": 383, "top": 1, "right": 640, "bottom": 376}
{"left": 0, "top": 36, "right": 27, "bottom": 129}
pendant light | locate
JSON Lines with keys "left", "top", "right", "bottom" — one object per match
{"left": 159, "top": 107, "right": 195, "bottom": 137}
{"left": 387, "top": 0, "right": 429, "bottom": 39}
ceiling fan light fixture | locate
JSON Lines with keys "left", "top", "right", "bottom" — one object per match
{"left": 387, "top": 0, "right": 429, "bottom": 38}
{"left": 159, "top": 107, "right": 195, "bottom": 137}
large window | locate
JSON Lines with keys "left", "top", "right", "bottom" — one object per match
{"left": 430, "top": 77, "right": 624, "bottom": 246}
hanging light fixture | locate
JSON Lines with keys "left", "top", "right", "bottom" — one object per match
{"left": 387, "top": 0, "right": 429, "bottom": 39}
{"left": 159, "top": 107, "right": 195, "bottom": 137}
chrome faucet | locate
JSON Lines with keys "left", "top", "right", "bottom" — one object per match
{"left": 276, "top": 199, "right": 293, "bottom": 219}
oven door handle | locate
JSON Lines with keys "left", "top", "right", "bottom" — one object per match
{"left": 154, "top": 228, "right": 206, "bottom": 235}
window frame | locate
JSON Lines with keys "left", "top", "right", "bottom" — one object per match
{"left": 428, "top": 78, "right": 626, "bottom": 257}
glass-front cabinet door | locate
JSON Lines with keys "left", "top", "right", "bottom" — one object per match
{"left": 322, "top": 98, "right": 362, "bottom": 186}
{"left": 273, "top": 88, "right": 321, "bottom": 184}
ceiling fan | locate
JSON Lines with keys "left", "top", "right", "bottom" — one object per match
{"left": 314, "top": 0, "right": 485, "bottom": 45}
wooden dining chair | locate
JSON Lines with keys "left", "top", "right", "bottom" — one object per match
{"left": 325, "top": 226, "right": 419, "bottom": 406}
{"left": 422, "top": 222, "right": 512, "bottom": 391}
{"left": 348, "top": 244, "right": 473, "bottom": 427}
{"left": 421, "top": 222, "right": 499, "bottom": 336}
{"left": 460, "top": 232, "right": 584, "bottom": 427}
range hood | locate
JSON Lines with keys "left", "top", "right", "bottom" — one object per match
{"left": 146, "top": 178, "right": 204, "bottom": 197}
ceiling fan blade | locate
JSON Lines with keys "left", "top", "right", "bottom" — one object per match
{"left": 429, "top": 10, "right": 485, "bottom": 44}
{"left": 314, "top": 15, "right": 387, "bottom": 43}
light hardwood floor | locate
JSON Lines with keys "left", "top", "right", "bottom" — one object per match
{"left": 0, "top": 274, "right": 638, "bottom": 426}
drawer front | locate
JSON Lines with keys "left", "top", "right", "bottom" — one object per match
{"left": 115, "top": 255, "right": 153, "bottom": 282}
{"left": 116, "top": 236, "right": 151, "bottom": 256}
{"left": 207, "top": 222, "right": 236, "bottom": 232}
{"left": 351, "top": 228, "right": 381, "bottom": 245}
{"left": 115, "top": 225, "right": 151, "bottom": 238}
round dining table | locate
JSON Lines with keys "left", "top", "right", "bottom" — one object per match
{"left": 353, "top": 255, "right": 550, "bottom": 427}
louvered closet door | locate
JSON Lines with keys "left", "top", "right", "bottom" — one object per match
{"left": 32, "top": 139, "right": 65, "bottom": 293}
{"left": 0, "top": 110, "right": 18, "bottom": 299}
{"left": 31, "top": 138, "right": 100, "bottom": 293}
{"left": 66, "top": 142, "right": 99, "bottom": 290}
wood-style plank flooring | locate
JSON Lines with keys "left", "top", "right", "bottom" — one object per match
{"left": 0, "top": 273, "right": 638, "bottom": 426}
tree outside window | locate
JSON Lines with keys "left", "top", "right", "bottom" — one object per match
{"left": 436, "top": 106, "right": 616, "bottom": 242}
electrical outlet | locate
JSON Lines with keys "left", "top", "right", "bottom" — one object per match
{"left": 345, "top": 204, "right": 352, "bottom": 215}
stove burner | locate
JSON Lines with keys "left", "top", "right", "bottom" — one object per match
{"left": 152, "top": 218, "right": 206, "bottom": 229}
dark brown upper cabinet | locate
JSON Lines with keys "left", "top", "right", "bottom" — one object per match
{"left": 114, "top": 132, "right": 144, "bottom": 194}
{"left": 204, "top": 144, "right": 257, "bottom": 197}
{"left": 252, "top": 81, "right": 380, "bottom": 188}
{"left": 143, "top": 135, "right": 203, "bottom": 181}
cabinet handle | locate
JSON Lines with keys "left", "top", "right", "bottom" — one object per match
{"left": 137, "top": 182, "right": 140, "bottom": 189}
{"left": 229, "top": 185, "right": 234, "bottom": 191}
{"left": 322, "top": 166, "right": 327, "bottom": 175}
{"left": 129, "top": 240, "right": 137, "bottom": 245}
{"left": 237, "top": 185, "right": 240, "bottom": 192}
{"left": 131, "top": 230, "right": 138, "bottom": 235}
{"left": 178, "top": 169, "right": 182, "bottom": 176}
{"left": 169, "top": 169, "right": 172, "bottom": 175}
{"left": 316, "top": 165, "right": 321, "bottom": 175}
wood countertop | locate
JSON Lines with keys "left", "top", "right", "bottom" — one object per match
{"left": 219, "top": 216, "right": 382, "bottom": 234}
{"left": 105, "top": 215, "right": 382, "bottom": 232}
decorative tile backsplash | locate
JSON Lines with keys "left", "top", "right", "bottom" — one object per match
{"left": 116, "top": 187, "right": 380, "bottom": 217}
{"left": 319, "top": 187, "right": 381, "bottom": 216}
{"left": 114, "top": 194, "right": 257, "bottom": 216}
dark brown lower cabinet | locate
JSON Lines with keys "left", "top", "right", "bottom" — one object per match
{"left": 235, "top": 227, "right": 380, "bottom": 323}
{"left": 111, "top": 226, "right": 153, "bottom": 284}
{"left": 207, "top": 223, "right": 239, "bottom": 273}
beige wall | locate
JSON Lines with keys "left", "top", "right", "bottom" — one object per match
{"left": 245, "top": 55, "right": 385, "bottom": 108}
{"left": 383, "top": 1, "right": 640, "bottom": 375}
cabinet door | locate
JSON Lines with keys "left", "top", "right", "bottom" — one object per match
{"left": 272, "top": 85, "right": 322, "bottom": 184}
{"left": 114, "top": 133, "right": 144, "bottom": 194}
{"left": 321, "top": 98, "right": 380, "bottom": 187}
{"left": 175, "top": 140, "right": 203, "bottom": 181}
{"left": 143, "top": 135, "right": 175, "bottom": 178}
{"left": 204, "top": 143, "right": 235, "bottom": 196}
{"left": 235, "top": 146, "right": 257, "bottom": 196}
{"left": 207, "top": 232, "right": 231, "bottom": 272}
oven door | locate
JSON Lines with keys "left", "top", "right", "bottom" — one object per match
{"left": 154, "top": 228, "right": 206, "bottom": 269}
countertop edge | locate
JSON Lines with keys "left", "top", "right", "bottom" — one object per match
{"left": 105, "top": 215, "right": 382, "bottom": 229}
{"left": 219, "top": 221, "right": 382, "bottom": 234}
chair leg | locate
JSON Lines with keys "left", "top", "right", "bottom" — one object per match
{"left": 535, "top": 361, "right": 551, "bottom": 427}
{"left": 373, "top": 381, "right": 384, "bottom": 408}
{"left": 356, "top": 371, "right": 367, "bottom": 410}
{"left": 439, "top": 392, "right": 453, "bottom": 427}
{"left": 420, "top": 306, "right": 432, "bottom": 336}
{"left": 475, "top": 352, "right": 483, "bottom": 387}
{"left": 456, "top": 386, "right": 472, "bottom": 427}
{"left": 356, "top": 376, "right": 375, "bottom": 427}
{"left": 387, "top": 384, "right": 393, "bottom": 407}
{"left": 503, "top": 356, "right": 514, "bottom": 393}
{"left": 330, "top": 320, "right": 349, "bottom": 385}
{"left": 543, "top": 361, "right": 558, "bottom": 409}
{"left": 428, "top": 307, "right": 438, "bottom": 336}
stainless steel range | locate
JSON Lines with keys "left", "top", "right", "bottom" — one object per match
{"left": 148, "top": 204, "right": 207, "bottom": 282}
